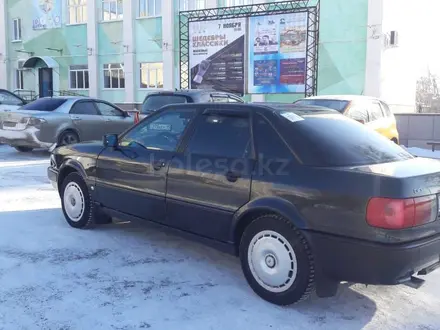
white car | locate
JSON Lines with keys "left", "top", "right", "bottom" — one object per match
{"left": 0, "top": 89, "right": 26, "bottom": 112}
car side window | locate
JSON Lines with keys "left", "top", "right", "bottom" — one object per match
{"left": 0, "top": 91, "right": 23, "bottom": 106}
{"left": 186, "top": 114, "right": 251, "bottom": 158}
{"left": 210, "top": 95, "right": 230, "bottom": 103}
{"left": 120, "top": 108, "right": 197, "bottom": 151}
{"left": 345, "top": 103, "right": 369, "bottom": 123}
{"left": 70, "top": 101, "right": 100, "bottom": 115}
{"left": 95, "top": 102, "right": 124, "bottom": 117}
{"left": 254, "top": 114, "right": 293, "bottom": 162}
{"left": 368, "top": 102, "right": 384, "bottom": 122}
{"left": 228, "top": 96, "right": 242, "bottom": 103}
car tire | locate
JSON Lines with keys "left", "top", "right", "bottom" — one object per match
{"left": 14, "top": 146, "right": 33, "bottom": 152}
{"left": 60, "top": 172, "right": 96, "bottom": 229}
{"left": 239, "top": 214, "right": 315, "bottom": 306}
{"left": 59, "top": 130, "right": 79, "bottom": 146}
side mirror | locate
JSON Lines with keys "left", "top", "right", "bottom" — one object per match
{"left": 103, "top": 134, "right": 118, "bottom": 148}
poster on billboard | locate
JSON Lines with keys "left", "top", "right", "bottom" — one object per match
{"left": 189, "top": 18, "right": 246, "bottom": 95}
{"left": 33, "top": 0, "right": 62, "bottom": 30}
{"left": 248, "top": 12, "right": 308, "bottom": 94}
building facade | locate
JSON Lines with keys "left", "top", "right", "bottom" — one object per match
{"left": 0, "top": 0, "right": 415, "bottom": 112}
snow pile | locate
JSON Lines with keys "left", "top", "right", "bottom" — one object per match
{"left": 404, "top": 147, "right": 440, "bottom": 159}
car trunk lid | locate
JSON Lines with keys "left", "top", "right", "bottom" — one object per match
{"left": 345, "top": 157, "right": 440, "bottom": 198}
{"left": 0, "top": 109, "right": 48, "bottom": 131}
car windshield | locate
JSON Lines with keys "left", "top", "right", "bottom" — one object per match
{"left": 21, "top": 98, "right": 67, "bottom": 111}
{"left": 142, "top": 95, "right": 188, "bottom": 114}
{"left": 277, "top": 111, "right": 413, "bottom": 167}
{"left": 294, "top": 99, "right": 349, "bottom": 112}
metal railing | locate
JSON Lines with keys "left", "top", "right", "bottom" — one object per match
{"left": 13, "top": 90, "right": 86, "bottom": 101}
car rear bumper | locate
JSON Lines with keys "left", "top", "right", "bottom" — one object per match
{"left": 0, "top": 127, "right": 52, "bottom": 149}
{"left": 47, "top": 167, "right": 58, "bottom": 190}
{"left": 304, "top": 231, "right": 440, "bottom": 285}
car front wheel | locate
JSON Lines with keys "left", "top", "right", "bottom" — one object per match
{"left": 239, "top": 214, "right": 315, "bottom": 305}
{"left": 59, "top": 131, "right": 79, "bottom": 146}
{"left": 61, "top": 172, "right": 96, "bottom": 229}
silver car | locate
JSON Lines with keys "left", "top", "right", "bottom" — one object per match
{"left": 0, "top": 96, "right": 134, "bottom": 152}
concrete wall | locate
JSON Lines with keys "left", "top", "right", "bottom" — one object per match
{"left": 380, "top": 0, "right": 417, "bottom": 114}
{"left": 395, "top": 113, "right": 440, "bottom": 148}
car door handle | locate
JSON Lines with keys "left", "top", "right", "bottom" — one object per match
{"left": 225, "top": 171, "right": 241, "bottom": 182}
{"left": 152, "top": 161, "right": 166, "bottom": 171}
{"left": 105, "top": 118, "right": 112, "bottom": 122}
{"left": 71, "top": 116, "right": 82, "bottom": 120}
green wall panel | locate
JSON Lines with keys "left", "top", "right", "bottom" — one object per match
{"left": 134, "top": 17, "right": 163, "bottom": 103}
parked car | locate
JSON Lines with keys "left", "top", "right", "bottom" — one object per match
{"left": 0, "top": 96, "right": 134, "bottom": 152}
{"left": 139, "top": 89, "right": 244, "bottom": 119}
{"left": 0, "top": 89, "right": 27, "bottom": 112}
{"left": 48, "top": 102, "right": 440, "bottom": 306}
{"left": 293, "top": 95, "right": 400, "bottom": 143}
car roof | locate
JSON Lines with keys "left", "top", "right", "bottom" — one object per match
{"left": 300, "top": 94, "right": 380, "bottom": 102}
{"left": 147, "top": 89, "right": 237, "bottom": 96}
{"left": 37, "top": 96, "right": 119, "bottom": 102}
{"left": 166, "top": 102, "right": 339, "bottom": 118}
{"left": 38, "top": 96, "right": 87, "bottom": 100}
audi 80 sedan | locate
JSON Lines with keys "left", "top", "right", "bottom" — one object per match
{"left": 48, "top": 103, "right": 440, "bottom": 305}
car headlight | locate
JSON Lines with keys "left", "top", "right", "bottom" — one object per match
{"left": 50, "top": 154, "right": 57, "bottom": 168}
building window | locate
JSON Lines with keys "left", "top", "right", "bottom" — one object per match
{"left": 104, "top": 63, "right": 125, "bottom": 89}
{"left": 140, "top": 63, "right": 164, "bottom": 89}
{"left": 225, "top": 0, "right": 252, "bottom": 6}
{"left": 68, "top": 0, "right": 88, "bottom": 24}
{"left": 12, "top": 18, "right": 22, "bottom": 42}
{"left": 69, "top": 65, "right": 90, "bottom": 89}
{"left": 180, "top": 0, "right": 206, "bottom": 10}
{"left": 15, "top": 61, "right": 25, "bottom": 90}
{"left": 196, "top": 0, "right": 206, "bottom": 9}
{"left": 102, "top": 0, "right": 123, "bottom": 21}
{"left": 139, "top": 0, "right": 161, "bottom": 17}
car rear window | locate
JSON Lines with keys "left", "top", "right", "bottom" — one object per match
{"left": 294, "top": 99, "right": 349, "bottom": 112}
{"left": 142, "top": 95, "right": 188, "bottom": 114}
{"left": 277, "top": 111, "right": 413, "bottom": 167}
{"left": 21, "top": 98, "right": 67, "bottom": 111}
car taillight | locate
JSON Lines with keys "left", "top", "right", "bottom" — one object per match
{"left": 366, "top": 195, "right": 437, "bottom": 229}
{"left": 20, "top": 117, "right": 46, "bottom": 128}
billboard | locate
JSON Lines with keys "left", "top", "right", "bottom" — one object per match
{"left": 248, "top": 12, "right": 308, "bottom": 94}
{"left": 189, "top": 18, "right": 246, "bottom": 95}
{"left": 33, "top": 0, "right": 62, "bottom": 30}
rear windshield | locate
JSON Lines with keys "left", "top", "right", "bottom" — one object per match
{"left": 294, "top": 99, "right": 349, "bottom": 112}
{"left": 142, "top": 95, "right": 188, "bottom": 114}
{"left": 21, "top": 98, "right": 67, "bottom": 111}
{"left": 278, "top": 112, "right": 413, "bottom": 166}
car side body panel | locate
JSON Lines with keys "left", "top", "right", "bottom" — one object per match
{"left": 38, "top": 113, "right": 78, "bottom": 143}
{"left": 54, "top": 142, "right": 104, "bottom": 194}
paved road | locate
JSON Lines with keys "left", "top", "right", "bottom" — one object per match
{"left": 0, "top": 146, "right": 439, "bottom": 330}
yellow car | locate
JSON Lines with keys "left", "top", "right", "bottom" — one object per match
{"left": 294, "top": 95, "right": 399, "bottom": 143}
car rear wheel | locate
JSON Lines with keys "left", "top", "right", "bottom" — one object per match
{"left": 239, "top": 214, "right": 315, "bottom": 305}
{"left": 14, "top": 146, "right": 33, "bottom": 152}
{"left": 59, "top": 131, "right": 79, "bottom": 146}
{"left": 61, "top": 172, "right": 96, "bottom": 229}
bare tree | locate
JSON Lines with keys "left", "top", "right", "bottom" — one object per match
{"left": 416, "top": 69, "right": 440, "bottom": 113}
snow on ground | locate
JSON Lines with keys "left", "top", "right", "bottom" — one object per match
{"left": 0, "top": 145, "right": 440, "bottom": 330}
{"left": 405, "top": 147, "right": 440, "bottom": 160}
